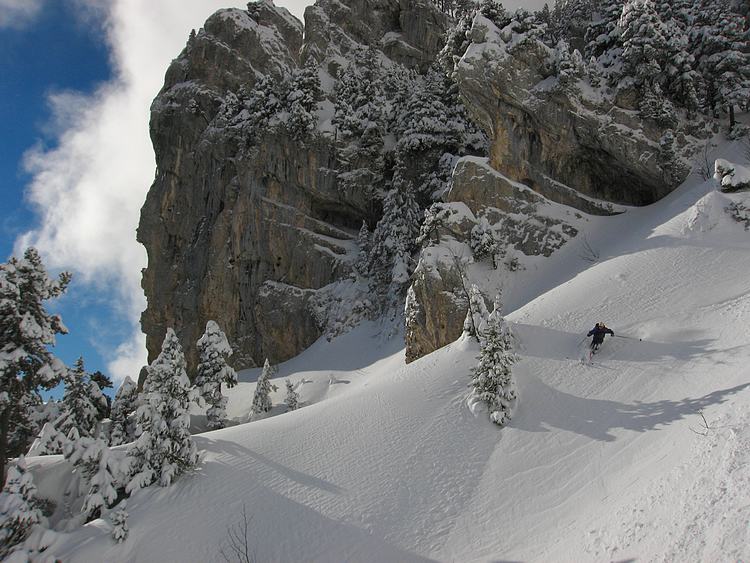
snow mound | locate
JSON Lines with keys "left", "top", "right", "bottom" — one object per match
{"left": 715, "top": 158, "right": 750, "bottom": 192}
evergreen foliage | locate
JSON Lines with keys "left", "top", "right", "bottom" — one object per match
{"left": 463, "top": 284, "right": 490, "bottom": 340}
{"left": 0, "top": 248, "right": 70, "bottom": 480}
{"left": 0, "top": 457, "right": 41, "bottom": 559}
{"left": 470, "top": 219, "right": 501, "bottom": 269}
{"left": 59, "top": 357, "right": 102, "bottom": 440}
{"left": 469, "top": 295, "right": 518, "bottom": 426}
{"left": 125, "top": 329, "right": 200, "bottom": 493}
{"left": 285, "top": 379, "right": 299, "bottom": 411}
{"left": 109, "top": 376, "right": 138, "bottom": 447}
{"left": 196, "top": 321, "right": 238, "bottom": 430}
{"left": 110, "top": 501, "right": 129, "bottom": 543}
{"left": 251, "top": 359, "right": 274, "bottom": 416}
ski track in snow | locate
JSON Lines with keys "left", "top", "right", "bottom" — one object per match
{"left": 41, "top": 142, "right": 750, "bottom": 562}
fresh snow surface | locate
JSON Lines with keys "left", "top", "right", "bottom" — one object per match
{"left": 44, "top": 144, "right": 750, "bottom": 562}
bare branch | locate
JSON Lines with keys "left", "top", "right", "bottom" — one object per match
{"left": 218, "top": 504, "right": 255, "bottom": 563}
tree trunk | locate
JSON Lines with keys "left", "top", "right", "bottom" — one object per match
{"left": 729, "top": 104, "right": 736, "bottom": 130}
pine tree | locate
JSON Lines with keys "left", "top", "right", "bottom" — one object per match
{"left": 79, "top": 439, "right": 119, "bottom": 518}
{"left": 110, "top": 501, "right": 128, "bottom": 543}
{"left": 109, "top": 376, "right": 138, "bottom": 447}
{"left": 0, "top": 457, "right": 41, "bottom": 559}
{"left": 251, "top": 359, "right": 274, "bottom": 416}
{"left": 691, "top": 0, "right": 750, "bottom": 125}
{"left": 0, "top": 248, "right": 70, "bottom": 480}
{"left": 659, "top": 129, "right": 679, "bottom": 183}
{"left": 334, "top": 48, "right": 387, "bottom": 199}
{"left": 196, "top": 321, "right": 238, "bottom": 430}
{"left": 285, "top": 379, "right": 299, "bottom": 411}
{"left": 126, "top": 329, "right": 200, "bottom": 493}
{"left": 469, "top": 295, "right": 518, "bottom": 426}
{"left": 90, "top": 371, "right": 113, "bottom": 420}
{"left": 366, "top": 161, "right": 422, "bottom": 296}
{"left": 639, "top": 81, "right": 678, "bottom": 126}
{"left": 463, "top": 284, "right": 490, "bottom": 340}
{"left": 59, "top": 357, "right": 101, "bottom": 440}
{"left": 26, "top": 420, "right": 66, "bottom": 456}
{"left": 618, "top": 0, "right": 670, "bottom": 88}
{"left": 355, "top": 221, "right": 372, "bottom": 277}
{"left": 286, "top": 58, "right": 322, "bottom": 140}
{"left": 416, "top": 203, "right": 455, "bottom": 247}
{"left": 470, "top": 219, "right": 501, "bottom": 269}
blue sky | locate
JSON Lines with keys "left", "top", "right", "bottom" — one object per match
{"left": 1, "top": 0, "right": 312, "bottom": 391}
{"left": 1, "top": 2, "right": 113, "bottom": 377}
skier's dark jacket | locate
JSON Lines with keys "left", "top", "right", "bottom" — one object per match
{"left": 587, "top": 324, "right": 614, "bottom": 345}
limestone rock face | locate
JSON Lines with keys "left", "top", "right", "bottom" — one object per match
{"left": 138, "top": 0, "right": 449, "bottom": 375}
{"left": 404, "top": 157, "right": 584, "bottom": 362}
{"left": 454, "top": 15, "right": 689, "bottom": 210}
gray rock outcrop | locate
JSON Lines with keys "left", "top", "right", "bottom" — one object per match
{"left": 138, "top": 0, "right": 449, "bottom": 374}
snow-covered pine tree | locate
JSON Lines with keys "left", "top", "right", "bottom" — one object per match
{"left": 109, "top": 376, "right": 138, "bottom": 447}
{"left": 26, "top": 420, "right": 66, "bottom": 456}
{"left": 470, "top": 218, "right": 501, "bottom": 269}
{"left": 355, "top": 221, "right": 372, "bottom": 277}
{"left": 463, "top": 284, "right": 490, "bottom": 340}
{"left": 89, "top": 371, "right": 113, "bottom": 421}
{"left": 251, "top": 359, "right": 274, "bottom": 416}
{"left": 704, "top": 10, "right": 750, "bottom": 129}
{"left": 0, "top": 248, "right": 70, "bottom": 480}
{"left": 638, "top": 81, "right": 678, "bottom": 126}
{"left": 126, "top": 329, "right": 200, "bottom": 492}
{"left": 334, "top": 47, "right": 387, "bottom": 199}
{"left": 366, "top": 162, "right": 422, "bottom": 296}
{"left": 59, "top": 357, "right": 101, "bottom": 440}
{"left": 0, "top": 457, "right": 42, "bottom": 559}
{"left": 416, "top": 203, "right": 455, "bottom": 247}
{"left": 554, "top": 39, "right": 585, "bottom": 89}
{"left": 584, "top": 0, "right": 623, "bottom": 65}
{"left": 286, "top": 57, "right": 322, "bottom": 140}
{"left": 618, "top": 0, "right": 670, "bottom": 89}
{"left": 469, "top": 295, "right": 518, "bottom": 426}
{"left": 285, "top": 379, "right": 299, "bottom": 411}
{"left": 79, "top": 439, "right": 119, "bottom": 518}
{"left": 659, "top": 129, "right": 678, "bottom": 183}
{"left": 110, "top": 501, "right": 128, "bottom": 543}
{"left": 196, "top": 321, "right": 238, "bottom": 430}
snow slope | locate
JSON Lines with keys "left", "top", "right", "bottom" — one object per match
{"left": 46, "top": 143, "right": 750, "bottom": 562}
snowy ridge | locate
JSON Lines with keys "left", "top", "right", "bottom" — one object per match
{"left": 38, "top": 141, "right": 750, "bottom": 561}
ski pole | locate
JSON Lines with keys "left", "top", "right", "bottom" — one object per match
{"left": 614, "top": 334, "right": 642, "bottom": 341}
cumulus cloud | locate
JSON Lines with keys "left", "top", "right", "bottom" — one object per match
{"left": 0, "top": 0, "right": 45, "bottom": 29}
{"left": 18, "top": 0, "right": 309, "bottom": 382}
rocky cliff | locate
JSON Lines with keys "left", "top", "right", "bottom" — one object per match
{"left": 140, "top": 1, "right": 702, "bottom": 375}
{"left": 138, "top": 0, "right": 450, "bottom": 373}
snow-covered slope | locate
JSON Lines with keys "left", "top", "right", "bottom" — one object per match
{"left": 49, "top": 144, "right": 750, "bottom": 562}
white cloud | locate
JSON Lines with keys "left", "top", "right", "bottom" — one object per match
{"left": 0, "top": 0, "right": 44, "bottom": 29}
{"left": 18, "top": 0, "right": 309, "bottom": 383}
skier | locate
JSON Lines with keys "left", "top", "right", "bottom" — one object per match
{"left": 587, "top": 322, "right": 614, "bottom": 353}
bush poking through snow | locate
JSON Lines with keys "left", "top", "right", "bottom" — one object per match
{"left": 714, "top": 159, "right": 750, "bottom": 192}
{"left": 469, "top": 295, "right": 518, "bottom": 427}
{"left": 219, "top": 503, "right": 255, "bottom": 563}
